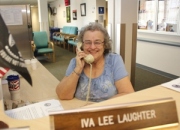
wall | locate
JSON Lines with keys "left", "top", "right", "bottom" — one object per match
{"left": 137, "top": 32, "right": 180, "bottom": 76}
{"left": 49, "top": 0, "right": 106, "bottom": 31}
{"left": 106, "top": 0, "right": 138, "bottom": 82}
{"left": 106, "top": 0, "right": 115, "bottom": 51}
{"left": 31, "top": 6, "right": 40, "bottom": 32}
{"left": 96, "top": 0, "right": 106, "bottom": 27}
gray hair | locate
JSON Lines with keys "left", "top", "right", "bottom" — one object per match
{"left": 78, "top": 22, "right": 112, "bottom": 55}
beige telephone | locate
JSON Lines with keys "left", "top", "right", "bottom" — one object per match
{"left": 77, "top": 42, "right": 93, "bottom": 105}
{"left": 77, "top": 42, "right": 94, "bottom": 64}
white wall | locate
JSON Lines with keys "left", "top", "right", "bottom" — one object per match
{"left": 137, "top": 40, "right": 180, "bottom": 76}
{"left": 38, "top": 0, "right": 49, "bottom": 33}
{"left": 31, "top": 6, "right": 40, "bottom": 32}
{"left": 49, "top": 0, "right": 105, "bottom": 30}
{"left": 121, "top": 0, "right": 138, "bottom": 77}
{"left": 107, "top": 0, "right": 138, "bottom": 80}
{"left": 137, "top": 32, "right": 180, "bottom": 76}
{"left": 107, "top": 0, "right": 115, "bottom": 51}
{"left": 96, "top": 0, "right": 106, "bottom": 27}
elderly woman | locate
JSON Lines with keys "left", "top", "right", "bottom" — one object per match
{"left": 56, "top": 22, "right": 134, "bottom": 102}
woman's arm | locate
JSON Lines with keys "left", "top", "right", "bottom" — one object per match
{"left": 110, "top": 54, "right": 134, "bottom": 98}
{"left": 56, "top": 49, "right": 86, "bottom": 100}
{"left": 56, "top": 67, "right": 80, "bottom": 100}
{"left": 113, "top": 76, "right": 134, "bottom": 98}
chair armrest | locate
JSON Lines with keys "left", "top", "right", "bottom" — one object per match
{"left": 59, "top": 32, "right": 69, "bottom": 38}
{"left": 53, "top": 32, "right": 60, "bottom": 36}
{"left": 60, "top": 32, "right": 67, "bottom": 35}
{"left": 72, "top": 36, "right": 78, "bottom": 41}
{"left": 55, "top": 32, "right": 67, "bottom": 38}
{"left": 53, "top": 32, "right": 57, "bottom": 35}
{"left": 31, "top": 41, "right": 36, "bottom": 52}
{"left": 66, "top": 34, "right": 77, "bottom": 40}
{"left": 48, "top": 41, "right": 54, "bottom": 50}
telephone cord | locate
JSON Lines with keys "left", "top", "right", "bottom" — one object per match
{"left": 85, "top": 63, "right": 92, "bottom": 105}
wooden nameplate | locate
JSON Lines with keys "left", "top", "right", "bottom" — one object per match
{"left": 0, "top": 121, "right": 9, "bottom": 129}
{"left": 49, "top": 97, "right": 179, "bottom": 130}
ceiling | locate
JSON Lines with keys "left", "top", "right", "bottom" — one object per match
{"left": 0, "top": 0, "right": 56, "bottom": 6}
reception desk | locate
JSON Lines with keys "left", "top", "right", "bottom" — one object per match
{"left": 0, "top": 61, "right": 179, "bottom": 129}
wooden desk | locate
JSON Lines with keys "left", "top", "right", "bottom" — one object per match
{"left": 0, "top": 61, "right": 180, "bottom": 129}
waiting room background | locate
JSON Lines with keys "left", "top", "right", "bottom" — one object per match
{"left": 0, "top": 0, "right": 179, "bottom": 79}
{"left": 31, "top": 0, "right": 180, "bottom": 78}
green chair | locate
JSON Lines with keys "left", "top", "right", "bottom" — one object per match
{"left": 52, "top": 26, "right": 78, "bottom": 49}
{"left": 52, "top": 32, "right": 66, "bottom": 48}
{"left": 32, "top": 31, "right": 55, "bottom": 62}
{"left": 67, "top": 35, "right": 78, "bottom": 53}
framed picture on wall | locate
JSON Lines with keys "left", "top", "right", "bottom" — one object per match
{"left": 80, "top": 3, "right": 86, "bottom": 16}
{"left": 73, "top": 10, "right": 77, "bottom": 20}
{"left": 98, "top": 15, "right": 104, "bottom": 23}
{"left": 64, "top": 0, "right": 70, "bottom": 6}
{"left": 98, "top": 7, "right": 104, "bottom": 14}
{"left": 66, "top": 6, "right": 71, "bottom": 23}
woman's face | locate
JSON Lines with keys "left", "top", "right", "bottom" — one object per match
{"left": 82, "top": 30, "right": 105, "bottom": 62}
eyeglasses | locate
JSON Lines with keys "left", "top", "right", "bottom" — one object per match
{"left": 83, "top": 40, "right": 104, "bottom": 47}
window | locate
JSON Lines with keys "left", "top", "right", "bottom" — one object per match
{"left": 138, "top": 0, "right": 180, "bottom": 34}
{"left": 138, "top": 0, "right": 156, "bottom": 30}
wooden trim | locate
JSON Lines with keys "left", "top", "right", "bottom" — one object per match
{"left": 131, "top": 23, "right": 137, "bottom": 86}
{"left": 120, "top": 24, "right": 125, "bottom": 62}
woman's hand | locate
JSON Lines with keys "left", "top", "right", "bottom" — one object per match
{"left": 75, "top": 48, "right": 86, "bottom": 73}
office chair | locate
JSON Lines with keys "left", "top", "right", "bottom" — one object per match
{"left": 32, "top": 31, "right": 55, "bottom": 62}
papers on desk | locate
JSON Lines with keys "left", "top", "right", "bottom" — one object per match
{"left": 5, "top": 99, "right": 64, "bottom": 120}
{"left": 161, "top": 78, "right": 180, "bottom": 92}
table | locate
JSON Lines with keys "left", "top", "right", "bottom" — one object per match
{"left": 0, "top": 61, "right": 179, "bottom": 129}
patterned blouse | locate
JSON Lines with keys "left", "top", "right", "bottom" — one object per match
{"left": 65, "top": 53, "right": 128, "bottom": 102}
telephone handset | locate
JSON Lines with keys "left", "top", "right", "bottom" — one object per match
{"left": 77, "top": 42, "right": 94, "bottom": 64}
{"left": 77, "top": 42, "right": 93, "bottom": 105}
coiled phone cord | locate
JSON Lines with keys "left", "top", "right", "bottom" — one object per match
{"left": 85, "top": 63, "right": 92, "bottom": 105}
